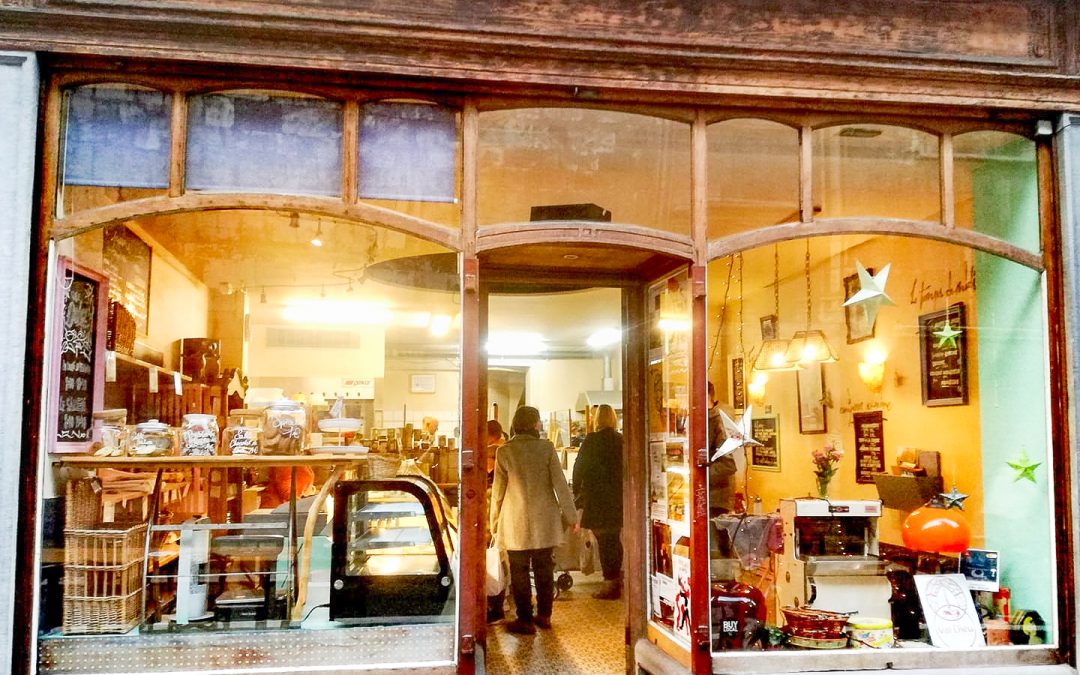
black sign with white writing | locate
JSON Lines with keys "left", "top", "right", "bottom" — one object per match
{"left": 750, "top": 416, "right": 780, "bottom": 471}
{"left": 919, "top": 303, "right": 968, "bottom": 407}
{"left": 853, "top": 410, "right": 885, "bottom": 484}
{"left": 57, "top": 273, "right": 99, "bottom": 443}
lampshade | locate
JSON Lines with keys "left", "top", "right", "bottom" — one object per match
{"left": 752, "top": 338, "right": 801, "bottom": 372}
{"left": 784, "top": 329, "right": 838, "bottom": 365}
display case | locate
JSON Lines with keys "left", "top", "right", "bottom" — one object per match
{"left": 330, "top": 477, "right": 455, "bottom": 621}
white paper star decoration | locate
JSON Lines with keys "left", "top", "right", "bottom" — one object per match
{"left": 933, "top": 322, "right": 963, "bottom": 349}
{"left": 843, "top": 261, "right": 895, "bottom": 329}
{"left": 712, "top": 405, "right": 762, "bottom": 462}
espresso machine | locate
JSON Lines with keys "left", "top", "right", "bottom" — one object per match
{"left": 775, "top": 498, "right": 892, "bottom": 619}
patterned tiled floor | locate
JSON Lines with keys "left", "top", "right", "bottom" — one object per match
{"left": 485, "top": 573, "right": 625, "bottom": 675}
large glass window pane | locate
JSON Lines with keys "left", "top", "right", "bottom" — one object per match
{"left": 954, "top": 131, "right": 1039, "bottom": 253}
{"left": 58, "top": 84, "right": 170, "bottom": 217}
{"left": 814, "top": 125, "right": 941, "bottom": 221}
{"left": 644, "top": 270, "right": 694, "bottom": 643}
{"left": 358, "top": 101, "right": 461, "bottom": 230}
{"left": 706, "top": 235, "right": 1054, "bottom": 656}
{"left": 478, "top": 108, "right": 691, "bottom": 234}
{"left": 708, "top": 119, "right": 800, "bottom": 238}
{"left": 187, "top": 92, "right": 343, "bottom": 197}
{"left": 38, "top": 210, "right": 461, "bottom": 672}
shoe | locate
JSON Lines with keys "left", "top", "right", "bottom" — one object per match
{"left": 486, "top": 609, "right": 505, "bottom": 624}
{"left": 592, "top": 580, "right": 622, "bottom": 600}
{"left": 506, "top": 619, "right": 536, "bottom": 635}
{"left": 534, "top": 616, "right": 552, "bottom": 629}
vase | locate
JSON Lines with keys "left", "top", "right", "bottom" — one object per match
{"left": 816, "top": 476, "right": 830, "bottom": 499}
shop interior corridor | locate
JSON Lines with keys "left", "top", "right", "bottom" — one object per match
{"left": 485, "top": 572, "right": 625, "bottom": 675}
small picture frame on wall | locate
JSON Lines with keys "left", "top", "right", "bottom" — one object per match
{"left": 796, "top": 364, "right": 828, "bottom": 434}
{"left": 730, "top": 357, "right": 745, "bottom": 411}
{"left": 843, "top": 269, "right": 876, "bottom": 344}
{"left": 410, "top": 373, "right": 436, "bottom": 394}
{"left": 760, "top": 314, "right": 779, "bottom": 341}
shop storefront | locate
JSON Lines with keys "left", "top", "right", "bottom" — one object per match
{"left": 2, "top": 3, "right": 1080, "bottom": 675}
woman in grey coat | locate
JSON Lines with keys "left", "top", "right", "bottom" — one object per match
{"left": 490, "top": 406, "right": 577, "bottom": 635}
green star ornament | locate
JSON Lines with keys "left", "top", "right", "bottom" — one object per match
{"left": 842, "top": 261, "right": 895, "bottom": 328}
{"left": 1007, "top": 450, "right": 1041, "bottom": 483}
{"left": 933, "top": 322, "right": 963, "bottom": 349}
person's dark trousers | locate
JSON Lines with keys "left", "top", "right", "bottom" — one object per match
{"left": 507, "top": 548, "right": 555, "bottom": 621}
{"left": 593, "top": 528, "right": 623, "bottom": 581}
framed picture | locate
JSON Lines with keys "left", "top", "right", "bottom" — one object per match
{"left": 796, "top": 364, "right": 827, "bottom": 434}
{"left": 919, "top": 302, "right": 968, "bottom": 406}
{"left": 730, "top": 356, "right": 745, "bottom": 410}
{"left": 760, "top": 314, "right": 779, "bottom": 341}
{"left": 750, "top": 415, "right": 780, "bottom": 471}
{"left": 843, "top": 268, "right": 875, "bottom": 344}
{"left": 409, "top": 373, "right": 436, "bottom": 394}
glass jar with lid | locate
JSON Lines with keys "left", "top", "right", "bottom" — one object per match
{"left": 180, "top": 413, "right": 219, "bottom": 456}
{"left": 92, "top": 409, "right": 128, "bottom": 457}
{"left": 128, "top": 419, "right": 176, "bottom": 457}
{"left": 222, "top": 409, "right": 263, "bottom": 456}
{"left": 262, "top": 399, "right": 306, "bottom": 455}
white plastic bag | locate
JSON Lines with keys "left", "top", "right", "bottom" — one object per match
{"left": 486, "top": 546, "right": 508, "bottom": 596}
{"left": 580, "top": 529, "right": 598, "bottom": 576}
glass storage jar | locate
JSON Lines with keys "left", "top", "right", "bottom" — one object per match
{"left": 222, "top": 409, "right": 263, "bottom": 456}
{"left": 128, "top": 419, "right": 176, "bottom": 457}
{"left": 92, "top": 409, "right": 128, "bottom": 457}
{"left": 180, "top": 413, "right": 219, "bottom": 456}
{"left": 262, "top": 399, "right": 306, "bottom": 455}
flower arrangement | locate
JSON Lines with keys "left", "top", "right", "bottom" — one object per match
{"left": 812, "top": 442, "right": 843, "bottom": 498}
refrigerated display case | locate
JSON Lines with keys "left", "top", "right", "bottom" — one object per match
{"left": 330, "top": 477, "right": 456, "bottom": 621}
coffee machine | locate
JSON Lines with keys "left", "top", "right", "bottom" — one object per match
{"left": 775, "top": 498, "right": 892, "bottom": 619}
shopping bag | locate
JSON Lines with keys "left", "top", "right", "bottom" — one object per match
{"left": 580, "top": 529, "right": 598, "bottom": 576}
{"left": 486, "top": 546, "right": 508, "bottom": 596}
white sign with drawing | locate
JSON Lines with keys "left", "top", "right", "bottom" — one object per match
{"left": 913, "top": 573, "right": 986, "bottom": 648}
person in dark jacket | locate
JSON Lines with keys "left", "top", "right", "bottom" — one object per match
{"left": 708, "top": 381, "right": 738, "bottom": 516}
{"left": 572, "top": 403, "right": 624, "bottom": 599}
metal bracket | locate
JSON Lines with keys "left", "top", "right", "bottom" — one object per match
{"left": 460, "top": 633, "right": 475, "bottom": 655}
{"left": 695, "top": 447, "right": 710, "bottom": 468}
{"left": 461, "top": 449, "right": 476, "bottom": 471}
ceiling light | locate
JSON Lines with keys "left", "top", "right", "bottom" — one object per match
{"left": 311, "top": 223, "right": 323, "bottom": 247}
{"left": 400, "top": 311, "right": 431, "bottom": 328}
{"left": 563, "top": 254, "right": 580, "bottom": 261}
{"left": 783, "top": 240, "right": 837, "bottom": 365}
{"left": 429, "top": 314, "right": 453, "bottom": 337}
{"left": 586, "top": 328, "right": 622, "bottom": 348}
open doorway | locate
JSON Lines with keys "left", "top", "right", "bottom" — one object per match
{"left": 483, "top": 286, "right": 627, "bottom": 675}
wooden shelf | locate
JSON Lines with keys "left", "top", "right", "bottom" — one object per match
{"left": 112, "top": 352, "right": 192, "bottom": 383}
{"left": 54, "top": 453, "right": 377, "bottom": 469}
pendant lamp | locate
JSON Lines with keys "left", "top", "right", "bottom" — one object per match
{"left": 752, "top": 245, "right": 800, "bottom": 372}
{"left": 784, "top": 240, "right": 837, "bottom": 365}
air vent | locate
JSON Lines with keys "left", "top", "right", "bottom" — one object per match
{"left": 266, "top": 327, "right": 362, "bottom": 349}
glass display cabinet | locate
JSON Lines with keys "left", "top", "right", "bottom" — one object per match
{"left": 330, "top": 476, "right": 456, "bottom": 621}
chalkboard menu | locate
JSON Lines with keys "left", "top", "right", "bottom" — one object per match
{"left": 853, "top": 410, "right": 885, "bottom": 484}
{"left": 52, "top": 260, "right": 107, "bottom": 451}
{"left": 103, "top": 224, "right": 152, "bottom": 336}
{"left": 919, "top": 303, "right": 968, "bottom": 407}
{"left": 750, "top": 416, "right": 780, "bottom": 471}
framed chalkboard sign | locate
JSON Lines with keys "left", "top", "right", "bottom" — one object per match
{"left": 48, "top": 258, "right": 108, "bottom": 453}
{"left": 919, "top": 302, "right": 968, "bottom": 407}
{"left": 750, "top": 415, "right": 780, "bottom": 471}
{"left": 103, "top": 224, "right": 152, "bottom": 336}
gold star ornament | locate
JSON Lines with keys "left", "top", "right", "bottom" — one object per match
{"left": 842, "top": 261, "right": 895, "bottom": 328}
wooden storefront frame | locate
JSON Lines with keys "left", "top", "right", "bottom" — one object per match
{"left": 14, "top": 59, "right": 1076, "bottom": 675}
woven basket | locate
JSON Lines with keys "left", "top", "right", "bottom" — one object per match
{"left": 366, "top": 454, "right": 402, "bottom": 479}
{"left": 63, "top": 522, "right": 146, "bottom": 635}
{"left": 65, "top": 478, "right": 101, "bottom": 530}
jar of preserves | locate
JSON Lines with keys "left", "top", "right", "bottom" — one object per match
{"left": 263, "top": 399, "right": 306, "bottom": 455}
{"left": 222, "top": 409, "right": 263, "bottom": 456}
{"left": 128, "top": 419, "right": 176, "bottom": 457}
{"left": 180, "top": 413, "right": 219, "bottom": 456}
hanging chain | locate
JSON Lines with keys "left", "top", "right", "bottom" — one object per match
{"left": 804, "top": 239, "right": 812, "bottom": 328}
{"left": 773, "top": 244, "right": 780, "bottom": 317}
{"left": 737, "top": 253, "right": 745, "bottom": 360}
{"left": 707, "top": 256, "right": 735, "bottom": 370}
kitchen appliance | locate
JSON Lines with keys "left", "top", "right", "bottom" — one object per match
{"left": 330, "top": 476, "right": 455, "bottom": 621}
{"left": 775, "top": 498, "right": 892, "bottom": 621}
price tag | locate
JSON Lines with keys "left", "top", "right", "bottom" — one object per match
{"left": 105, "top": 351, "right": 117, "bottom": 383}
{"left": 174, "top": 371, "right": 183, "bottom": 396}
{"left": 148, "top": 366, "right": 158, "bottom": 393}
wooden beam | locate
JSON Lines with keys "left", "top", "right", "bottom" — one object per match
{"left": 342, "top": 100, "right": 359, "bottom": 203}
{"left": 477, "top": 222, "right": 693, "bottom": 260}
{"left": 622, "top": 283, "right": 647, "bottom": 671}
{"left": 168, "top": 90, "right": 186, "bottom": 198}
{"left": 799, "top": 124, "right": 814, "bottom": 223}
{"left": 940, "top": 133, "right": 955, "bottom": 227}
{"left": 461, "top": 103, "right": 478, "bottom": 258}
{"left": 692, "top": 112, "right": 707, "bottom": 266}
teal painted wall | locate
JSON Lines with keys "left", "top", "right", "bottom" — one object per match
{"left": 973, "top": 142, "right": 1054, "bottom": 634}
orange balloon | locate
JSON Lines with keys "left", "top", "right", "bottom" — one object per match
{"left": 901, "top": 505, "right": 972, "bottom": 553}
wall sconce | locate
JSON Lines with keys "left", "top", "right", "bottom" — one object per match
{"left": 858, "top": 345, "right": 887, "bottom": 393}
{"left": 747, "top": 371, "right": 768, "bottom": 406}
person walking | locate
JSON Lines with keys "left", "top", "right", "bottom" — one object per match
{"left": 572, "top": 403, "right": 624, "bottom": 599}
{"left": 489, "top": 406, "right": 577, "bottom": 635}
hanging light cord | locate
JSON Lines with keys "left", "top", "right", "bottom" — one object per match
{"left": 804, "top": 239, "right": 812, "bottom": 329}
{"left": 736, "top": 253, "right": 744, "bottom": 360}
{"left": 707, "top": 257, "right": 735, "bottom": 370}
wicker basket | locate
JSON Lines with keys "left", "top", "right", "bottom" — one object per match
{"left": 365, "top": 454, "right": 402, "bottom": 479}
{"left": 65, "top": 478, "right": 102, "bottom": 530}
{"left": 63, "top": 522, "right": 146, "bottom": 635}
